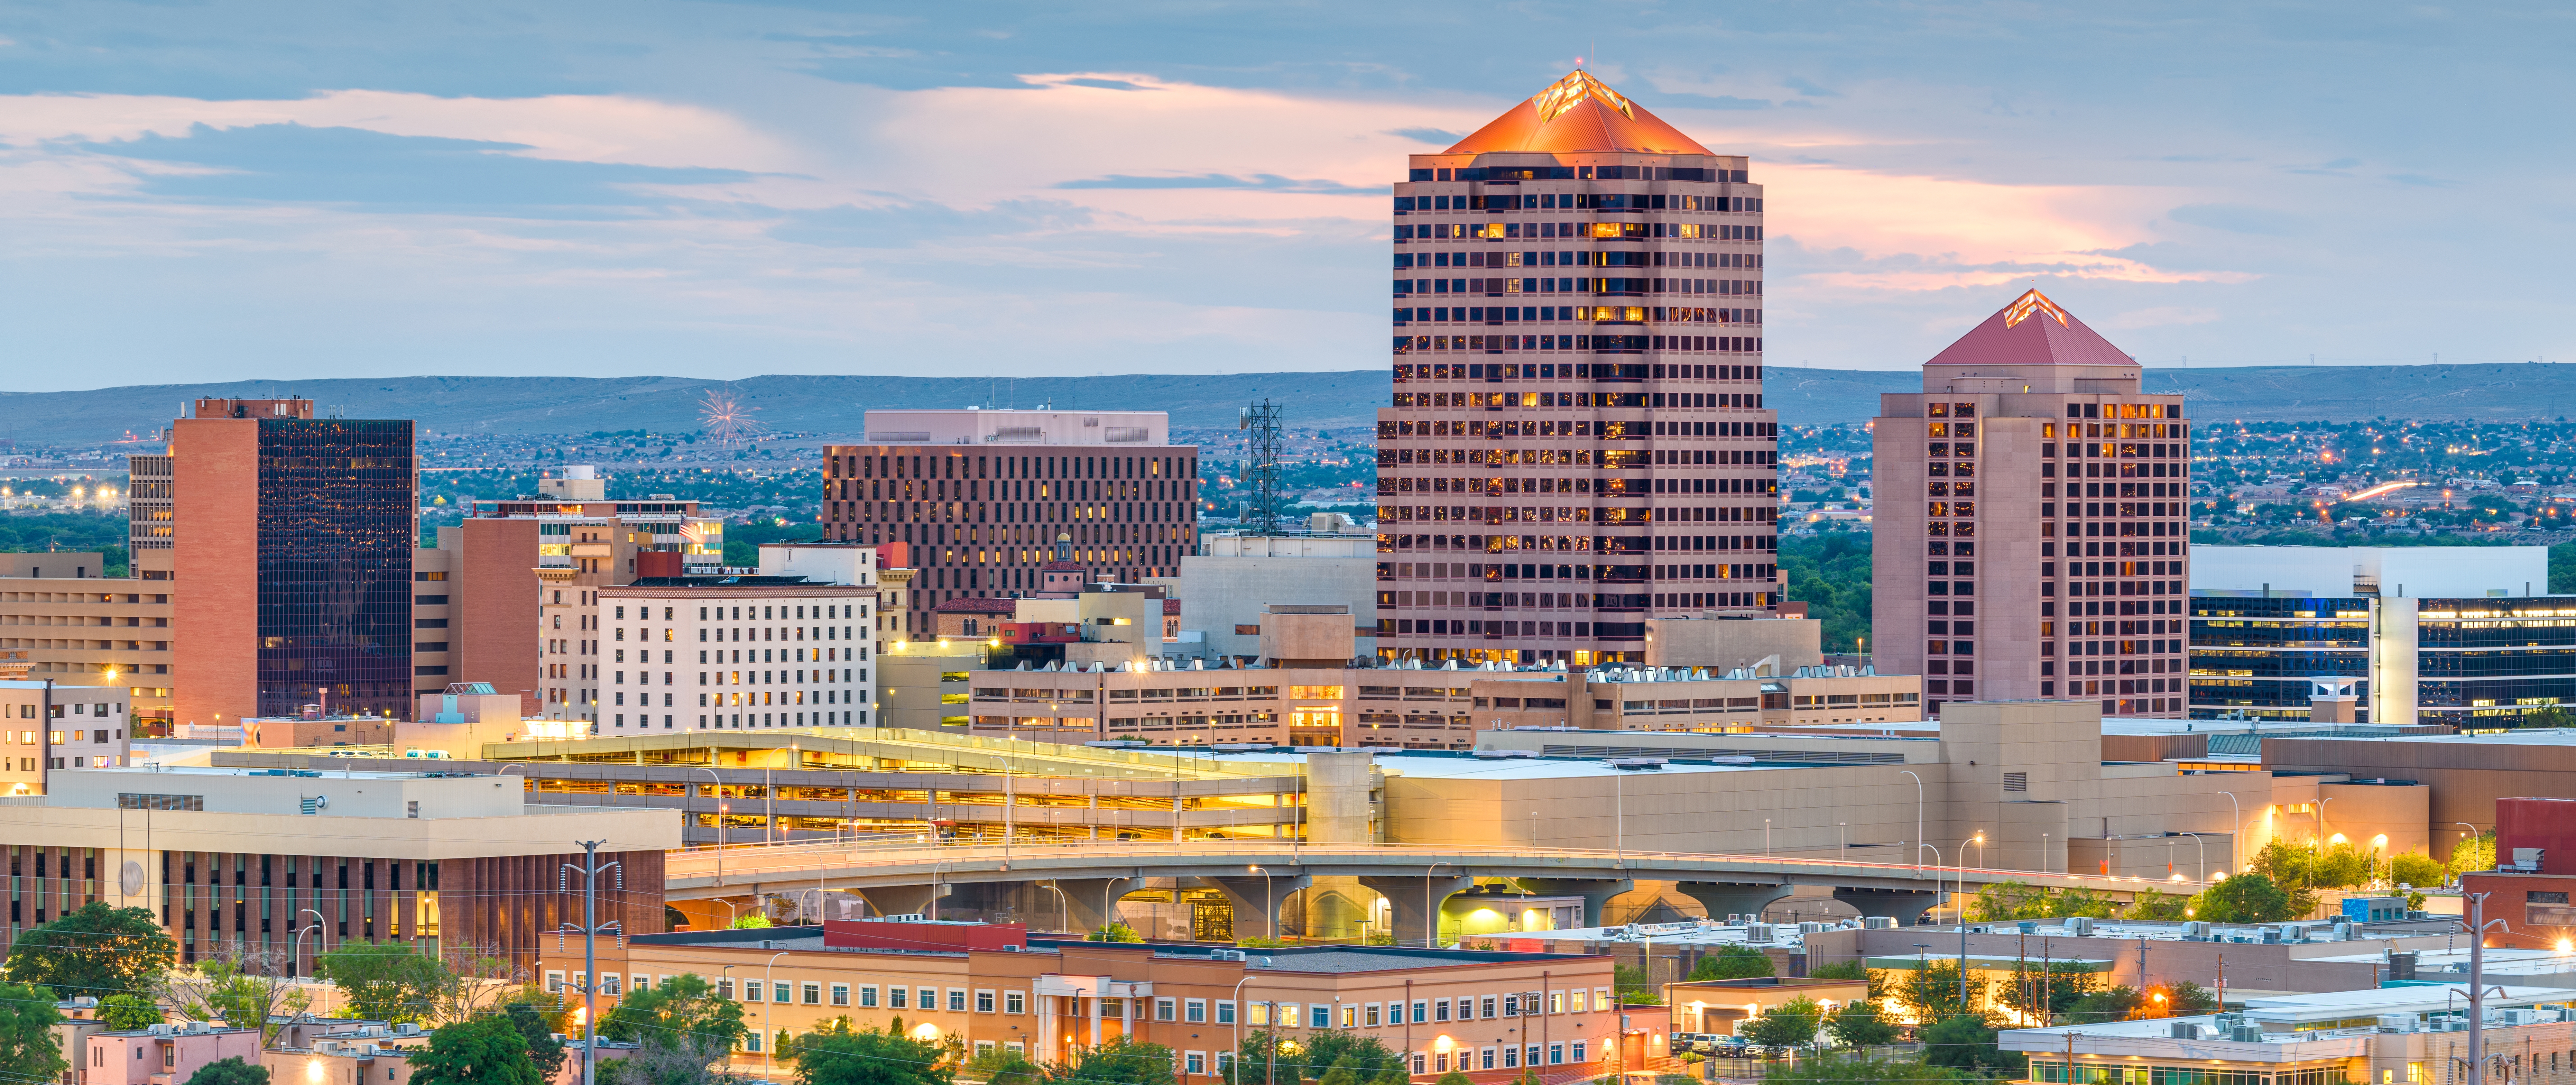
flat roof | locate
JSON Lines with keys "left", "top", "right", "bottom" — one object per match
{"left": 2275, "top": 728, "right": 2576, "bottom": 747}
{"left": 70, "top": 765, "right": 484, "bottom": 781}
{"left": 1205, "top": 750, "right": 1783, "bottom": 780}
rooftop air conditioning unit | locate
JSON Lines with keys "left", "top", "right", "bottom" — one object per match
{"left": 1212, "top": 949, "right": 1248, "bottom": 962}
{"left": 2170, "top": 1022, "right": 2202, "bottom": 1039}
{"left": 2229, "top": 1025, "right": 2265, "bottom": 1042}
{"left": 1863, "top": 916, "right": 1896, "bottom": 929}
{"left": 2068, "top": 916, "right": 2095, "bottom": 936}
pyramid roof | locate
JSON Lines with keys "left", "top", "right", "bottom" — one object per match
{"left": 1446, "top": 71, "right": 1714, "bottom": 156}
{"left": 1923, "top": 290, "right": 2137, "bottom": 369}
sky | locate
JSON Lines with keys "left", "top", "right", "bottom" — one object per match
{"left": 2, "top": 1, "right": 2571, "bottom": 390}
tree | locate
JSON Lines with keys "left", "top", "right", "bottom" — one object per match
{"left": 2, "top": 902, "right": 175, "bottom": 1002}
{"left": 2124, "top": 888, "right": 2189, "bottom": 922}
{"left": 2311, "top": 842, "right": 2377, "bottom": 890}
{"left": 1761, "top": 1053, "right": 1969, "bottom": 1085}
{"left": 185, "top": 1058, "right": 271, "bottom": 1085}
{"left": 412, "top": 1015, "right": 543, "bottom": 1085}
{"left": 1086, "top": 923, "right": 1143, "bottom": 943}
{"left": 1968, "top": 881, "right": 2051, "bottom": 922}
{"left": 2047, "top": 888, "right": 2116, "bottom": 919}
{"left": 98, "top": 993, "right": 163, "bottom": 1031}
{"left": 1433, "top": 1074, "right": 1471, "bottom": 1085}
{"left": 1613, "top": 965, "right": 1661, "bottom": 1005}
{"left": 1045, "top": 1035, "right": 1174, "bottom": 1085}
{"left": 503, "top": 1002, "right": 568, "bottom": 1083}
{"left": 2158, "top": 982, "right": 2220, "bottom": 1017}
{"left": 1738, "top": 997, "right": 1821, "bottom": 1056}
{"left": 2192, "top": 875, "right": 2298, "bottom": 923}
{"left": 1278, "top": 1032, "right": 1400, "bottom": 1083}
{"left": 1896, "top": 962, "right": 1983, "bottom": 1024}
{"left": 788, "top": 1018, "right": 952, "bottom": 1085}
{"left": 313, "top": 942, "right": 456, "bottom": 1024}
{"left": 2064, "top": 986, "right": 2143, "bottom": 1024}
{"left": 1919, "top": 1014, "right": 2020, "bottom": 1076}
{"left": 2449, "top": 832, "right": 2497, "bottom": 880}
{"left": 1823, "top": 1001, "right": 1896, "bottom": 1050}
{"left": 963, "top": 1046, "right": 1041, "bottom": 1085}
{"left": 1806, "top": 960, "right": 1866, "bottom": 982}
{"left": 0, "top": 983, "right": 67, "bottom": 1085}
{"left": 2389, "top": 849, "right": 2446, "bottom": 890}
{"left": 1689, "top": 945, "right": 1775, "bottom": 981}
{"left": 159, "top": 951, "right": 311, "bottom": 1039}
{"left": 1999, "top": 961, "right": 2098, "bottom": 1024}
{"left": 597, "top": 973, "right": 748, "bottom": 1085}
{"left": 730, "top": 914, "right": 773, "bottom": 929}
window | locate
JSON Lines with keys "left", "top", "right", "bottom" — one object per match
{"left": 919, "top": 988, "right": 936, "bottom": 1011}
{"left": 948, "top": 989, "right": 967, "bottom": 1012}
{"left": 1480, "top": 995, "right": 1497, "bottom": 1019}
{"left": 1187, "top": 999, "right": 1207, "bottom": 1023}
{"left": 976, "top": 990, "right": 995, "bottom": 1013}
{"left": 2004, "top": 771, "right": 2029, "bottom": 792}
{"left": 1412, "top": 1001, "right": 1428, "bottom": 1024}
{"left": 1434, "top": 998, "right": 1451, "bottom": 1022}
{"left": 1157, "top": 998, "right": 1178, "bottom": 1022}
{"left": 861, "top": 986, "right": 880, "bottom": 1008}
{"left": 546, "top": 971, "right": 565, "bottom": 993}
{"left": 1503, "top": 994, "right": 1520, "bottom": 1017}
{"left": 1310, "top": 1005, "right": 1331, "bottom": 1029}
{"left": 774, "top": 983, "right": 791, "bottom": 1004}
{"left": 1006, "top": 992, "right": 1026, "bottom": 1015}
{"left": 803, "top": 983, "right": 821, "bottom": 1005}
{"left": 1216, "top": 1002, "right": 1235, "bottom": 1025}
{"left": 831, "top": 985, "right": 849, "bottom": 1007}
{"left": 1365, "top": 1004, "right": 1380, "bottom": 1027}
{"left": 1185, "top": 1053, "right": 1206, "bottom": 1076}
{"left": 1503, "top": 1047, "right": 1519, "bottom": 1069}
{"left": 889, "top": 987, "right": 907, "bottom": 1009}
{"left": 743, "top": 980, "right": 763, "bottom": 1003}
{"left": 746, "top": 1033, "right": 762, "bottom": 1054}
{"left": 1572, "top": 1042, "right": 1587, "bottom": 1063}
{"left": 1481, "top": 1049, "right": 1496, "bottom": 1070}
{"left": 1342, "top": 1005, "right": 1357, "bottom": 1028}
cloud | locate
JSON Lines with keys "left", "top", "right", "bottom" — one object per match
{"left": 1388, "top": 127, "right": 1462, "bottom": 145}
{"left": 1661, "top": 93, "right": 1774, "bottom": 110}
{"left": 82, "top": 122, "right": 753, "bottom": 215}
{"left": 768, "top": 198, "right": 1095, "bottom": 248}
{"left": 1053, "top": 172, "right": 1383, "bottom": 195}
{"left": 2385, "top": 173, "right": 2459, "bottom": 188}
{"left": 2102, "top": 306, "right": 2224, "bottom": 330}
{"left": 2168, "top": 203, "right": 2309, "bottom": 236}
{"left": 1060, "top": 77, "right": 1156, "bottom": 91}
{"left": 1782, "top": 76, "right": 1841, "bottom": 98}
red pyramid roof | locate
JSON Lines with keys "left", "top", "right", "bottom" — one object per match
{"left": 1923, "top": 290, "right": 2137, "bottom": 369}
{"left": 1446, "top": 71, "right": 1714, "bottom": 156}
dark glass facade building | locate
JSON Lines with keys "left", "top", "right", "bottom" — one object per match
{"left": 2190, "top": 595, "right": 2576, "bottom": 726}
{"left": 255, "top": 420, "right": 417, "bottom": 718}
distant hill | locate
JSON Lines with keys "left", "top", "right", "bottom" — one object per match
{"left": 6, "top": 361, "right": 2574, "bottom": 445}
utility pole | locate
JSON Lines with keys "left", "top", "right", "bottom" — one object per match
{"left": 558, "top": 841, "right": 625, "bottom": 1085}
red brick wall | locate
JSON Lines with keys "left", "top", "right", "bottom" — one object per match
{"left": 458, "top": 518, "right": 543, "bottom": 716}
{"left": 172, "top": 419, "right": 260, "bottom": 728}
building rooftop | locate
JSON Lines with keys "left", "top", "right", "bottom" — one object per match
{"left": 1923, "top": 288, "right": 2138, "bottom": 370}
{"left": 1444, "top": 70, "right": 1715, "bottom": 156}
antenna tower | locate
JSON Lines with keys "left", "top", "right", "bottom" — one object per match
{"left": 1238, "top": 398, "right": 1284, "bottom": 535}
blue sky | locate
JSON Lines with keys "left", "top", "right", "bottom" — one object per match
{"left": 0, "top": 1, "right": 2568, "bottom": 390}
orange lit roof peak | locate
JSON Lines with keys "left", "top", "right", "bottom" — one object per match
{"left": 1444, "top": 70, "right": 1716, "bottom": 157}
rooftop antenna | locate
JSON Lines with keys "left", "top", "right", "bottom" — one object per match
{"left": 1239, "top": 398, "right": 1284, "bottom": 536}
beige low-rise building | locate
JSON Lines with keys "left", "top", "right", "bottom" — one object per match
{"left": 0, "top": 555, "right": 172, "bottom": 730}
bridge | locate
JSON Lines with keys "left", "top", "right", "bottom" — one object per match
{"left": 664, "top": 839, "right": 2188, "bottom": 943}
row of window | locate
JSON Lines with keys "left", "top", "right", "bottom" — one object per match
{"left": 1397, "top": 278, "right": 1760, "bottom": 300}
{"left": 1398, "top": 247, "right": 1760, "bottom": 269}
{"left": 1407, "top": 163, "right": 1754, "bottom": 184}
{"left": 1400, "top": 219, "right": 1751, "bottom": 241}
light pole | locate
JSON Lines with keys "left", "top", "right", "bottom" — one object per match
{"left": 1920, "top": 844, "right": 1943, "bottom": 922}
{"left": 1900, "top": 771, "right": 1925, "bottom": 876}
{"left": 2179, "top": 833, "right": 2208, "bottom": 883}
{"left": 1425, "top": 861, "right": 1451, "bottom": 949}
{"left": 1249, "top": 864, "right": 1275, "bottom": 943}
{"left": 1040, "top": 880, "right": 1071, "bottom": 934}
{"left": 760, "top": 950, "right": 790, "bottom": 1072}
{"left": 2457, "top": 822, "right": 2482, "bottom": 881}
{"left": 2316, "top": 796, "right": 2336, "bottom": 846}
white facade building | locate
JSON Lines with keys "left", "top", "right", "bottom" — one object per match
{"left": 597, "top": 578, "right": 877, "bottom": 732}
{"left": 2193, "top": 544, "right": 2549, "bottom": 599}
{"left": 859, "top": 408, "right": 1169, "bottom": 448}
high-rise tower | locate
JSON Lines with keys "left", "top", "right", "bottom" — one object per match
{"left": 1872, "top": 289, "right": 2191, "bottom": 718}
{"left": 1375, "top": 71, "right": 1778, "bottom": 666}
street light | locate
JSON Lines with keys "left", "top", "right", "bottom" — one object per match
{"left": 2218, "top": 790, "right": 2243, "bottom": 872}
{"left": 1249, "top": 864, "right": 1275, "bottom": 944}
{"left": 1425, "top": 861, "right": 1451, "bottom": 949}
{"left": 760, "top": 950, "right": 790, "bottom": 1070}
{"left": 2179, "top": 833, "right": 2208, "bottom": 882}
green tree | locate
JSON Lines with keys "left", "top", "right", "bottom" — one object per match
{"left": 314, "top": 942, "right": 456, "bottom": 1024}
{"left": 1998, "top": 961, "right": 2098, "bottom": 1024}
{"left": 789, "top": 1018, "right": 952, "bottom": 1085}
{"left": 1822, "top": 1001, "right": 1897, "bottom": 1050}
{"left": 1086, "top": 923, "right": 1143, "bottom": 943}
{"left": 730, "top": 914, "right": 773, "bottom": 929}
{"left": 2311, "top": 842, "right": 2376, "bottom": 890}
{"left": 1045, "top": 1035, "right": 1174, "bottom": 1085}
{"left": 412, "top": 1016, "right": 542, "bottom": 1085}
{"left": 0, "top": 984, "right": 67, "bottom": 1085}
{"left": 1968, "top": 882, "right": 2051, "bottom": 922}
{"left": 2, "top": 902, "right": 175, "bottom": 1001}
{"left": 1689, "top": 945, "right": 1775, "bottom": 981}
{"left": 185, "top": 1058, "right": 270, "bottom": 1085}
{"left": 1614, "top": 965, "right": 1661, "bottom": 1005}
{"left": 2389, "top": 850, "right": 2446, "bottom": 890}
{"left": 1761, "top": 1053, "right": 1969, "bottom": 1085}
{"left": 161, "top": 954, "right": 310, "bottom": 1038}
{"left": 2047, "top": 888, "right": 2116, "bottom": 919}
{"left": 2124, "top": 888, "right": 2190, "bottom": 922}
{"left": 1806, "top": 960, "right": 1866, "bottom": 982}
{"left": 98, "top": 993, "right": 163, "bottom": 1030}
{"left": 1433, "top": 1074, "right": 1471, "bottom": 1085}
{"left": 503, "top": 1002, "right": 568, "bottom": 1083}
{"left": 963, "top": 1046, "right": 1041, "bottom": 1085}
{"left": 1738, "top": 997, "right": 1821, "bottom": 1056}
{"left": 1919, "top": 1014, "right": 2020, "bottom": 1076}
{"left": 2449, "top": 832, "right": 2497, "bottom": 880}
{"left": 2191, "top": 875, "right": 2298, "bottom": 923}
{"left": 2065, "top": 986, "right": 2142, "bottom": 1024}
{"left": 2159, "top": 982, "right": 2220, "bottom": 1017}
{"left": 598, "top": 973, "right": 748, "bottom": 1054}
{"left": 1896, "top": 962, "right": 1983, "bottom": 1024}
{"left": 1285, "top": 1033, "right": 1401, "bottom": 1081}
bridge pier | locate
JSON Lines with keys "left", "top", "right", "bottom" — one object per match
{"left": 1041, "top": 877, "right": 1137, "bottom": 936}
{"left": 1831, "top": 886, "right": 1938, "bottom": 925}
{"left": 1517, "top": 878, "right": 1636, "bottom": 928}
{"left": 856, "top": 884, "right": 940, "bottom": 919}
{"left": 1674, "top": 881, "right": 1794, "bottom": 923}
{"left": 1357, "top": 874, "right": 1476, "bottom": 947}
{"left": 1206, "top": 873, "right": 1311, "bottom": 944}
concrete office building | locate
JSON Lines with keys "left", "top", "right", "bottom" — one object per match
{"left": 1183, "top": 534, "right": 1379, "bottom": 663}
{"left": 0, "top": 554, "right": 173, "bottom": 727}
{"left": 2195, "top": 544, "right": 2549, "bottom": 601}
{"left": 0, "top": 762, "right": 675, "bottom": 969}
{"left": 2002, "top": 985, "right": 2576, "bottom": 1085}
{"left": 1873, "top": 289, "right": 2191, "bottom": 717}
{"left": 156, "top": 398, "right": 418, "bottom": 725}
{"left": 1377, "top": 70, "right": 1781, "bottom": 668}
{"left": 442, "top": 468, "right": 723, "bottom": 723}
{"left": 2190, "top": 594, "right": 2576, "bottom": 726}
{"left": 0, "top": 680, "right": 133, "bottom": 795}
{"left": 820, "top": 410, "right": 1200, "bottom": 641}
{"left": 543, "top": 919, "right": 1619, "bottom": 1083}
{"left": 595, "top": 575, "right": 877, "bottom": 732}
